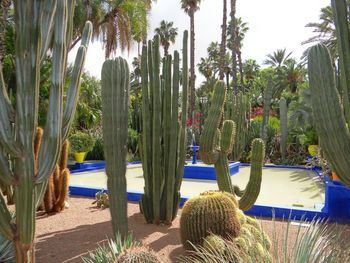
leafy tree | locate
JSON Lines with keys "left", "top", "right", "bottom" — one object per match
{"left": 263, "top": 48, "right": 292, "bottom": 68}
{"left": 154, "top": 20, "right": 178, "bottom": 56}
{"left": 73, "top": 0, "right": 153, "bottom": 57}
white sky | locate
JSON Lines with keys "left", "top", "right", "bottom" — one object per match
{"left": 68, "top": 0, "right": 331, "bottom": 83}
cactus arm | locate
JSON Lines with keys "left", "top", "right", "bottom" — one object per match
{"left": 175, "top": 30, "right": 189, "bottom": 193}
{"left": 215, "top": 153, "right": 234, "bottom": 193}
{"left": 308, "top": 44, "right": 350, "bottom": 186}
{"left": 261, "top": 76, "right": 273, "bottom": 144}
{"left": 0, "top": 69, "right": 21, "bottom": 156}
{"left": 152, "top": 35, "right": 162, "bottom": 224}
{"left": 220, "top": 120, "right": 235, "bottom": 153}
{"left": 332, "top": 0, "right": 350, "bottom": 127}
{"left": 166, "top": 51, "right": 180, "bottom": 223}
{"left": 238, "top": 138, "right": 265, "bottom": 211}
{"left": 61, "top": 22, "right": 92, "bottom": 140}
{"left": 0, "top": 153, "right": 14, "bottom": 186}
{"left": 200, "top": 81, "right": 226, "bottom": 164}
{"left": 101, "top": 58, "right": 129, "bottom": 237}
{"left": 40, "top": 0, "right": 57, "bottom": 61}
{"left": 0, "top": 192, "right": 13, "bottom": 240}
{"left": 279, "top": 98, "right": 288, "bottom": 160}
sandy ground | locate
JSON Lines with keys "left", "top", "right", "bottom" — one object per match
{"left": 35, "top": 196, "right": 306, "bottom": 263}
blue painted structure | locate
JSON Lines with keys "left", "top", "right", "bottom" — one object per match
{"left": 68, "top": 162, "right": 350, "bottom": 222}
{"left": 183, "top": 161, "right": 240, "bottom": 180}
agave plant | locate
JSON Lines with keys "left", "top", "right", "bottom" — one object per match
{"left": 0, "top": 233, "right": 15, "bottom": 263}
{"left": 81, "top": 234, "right": 140, "bottom": 263}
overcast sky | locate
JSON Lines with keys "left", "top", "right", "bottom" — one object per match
{"left": 68, "top": 0, "right": 330, "bottom": 83}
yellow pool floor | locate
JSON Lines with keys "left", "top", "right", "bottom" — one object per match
{"left": 70, "top": 164, "right": 325, "bottom": 209}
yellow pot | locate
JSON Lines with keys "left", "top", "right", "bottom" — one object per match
{"left": 308, "top": 145, "right": 318, "bottom": 157}
{"left": 74, "top": 152, "right": 86, "bottom": 163}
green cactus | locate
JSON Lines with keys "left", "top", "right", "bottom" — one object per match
{"left": 279, "top": 97, "right": 288, "bottom": 160}
{"left": 0, "top": 1, "right": 92, "bottom": 260}
{"left": 229, "top": 93, "right": 250, "bottom": 161}
{"left": 180, "top": 191, "right": 241, "bottom": 250}
{"left": 116, "top": 246, "right": 162, "bottom": 263}
{"left": 139, "top": 31, "right": 188, "bottom": 225}
{"left": 101, "top": 57, "right": 130, "bottom": 237}
{"left": 200, "top": 81, "right": 265, "bottom": 211}
{"left": 43, "top": 139, "right": 71, "bottom": 214}
{"left": 307, "top": 0, "right": 350, "bottom": 187}
{"left": 261, "top": 76, "right": 273, "bottom": 145}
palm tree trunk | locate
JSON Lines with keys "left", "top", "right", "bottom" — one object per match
{"left": 189, "top": 8, "right": 196, "bottom": 118}
{"left": 230, "top": 0, "right": 238, "bottom": 94}
{"left": 219, "top": 0, "right": 227, "bottom": 81}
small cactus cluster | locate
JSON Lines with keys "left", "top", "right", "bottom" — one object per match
{"left": 180, "top": 191, "right": 272, "bottom": 262}
{"left": 36, "top": 128, "right": 70, "bottom": 214}
{"left": 115, "top": 246, "right": 162, "bottom": 263}
{"left": 93, "top": 190, "right": 109, "bottom": 208}
{"left": 199, "top": 81, "right": 265, "bottom": 211}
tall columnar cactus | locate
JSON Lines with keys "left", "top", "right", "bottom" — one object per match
{"left": 200, "top": 81, "right": 265, "bottom": 211}
{"left": 308, "top": 0, "right": 350, "bottom": 187}
{"left": 229, "top": 93, "right": 250, "bottom": 161}
{"left": 180, "top": 191, "right": 241, "bottom": 250}
{"left": 279, "top": 97, "right": 288, "bottom": 160}
{"left": 261, "top": 76, "right": 273, "bottom": 145}
{"left": 0, "top": 1, "right": 92, "bottom": 261}
{"left": 101, "top": 57, "right": 130, "bottom": 237}
{"left": 139, "top": 31, "right": 188, "bottom": 225}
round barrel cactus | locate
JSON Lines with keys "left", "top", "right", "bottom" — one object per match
{"left": 180, "top": 191, "right": 241, "bottom": 250}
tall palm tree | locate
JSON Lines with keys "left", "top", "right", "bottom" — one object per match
{"left": 228, "top": 17, "right": 249, "bottom": 91}
{"left": 72, "top": 0, "right": 152, "bottom": 58}
{"left": 229, "top": 0, "right": 238, "bottom": 94}
{"left": 219, "top": 0, "right": 227, "bottom": 80}
{"left": 154, "top": 20, "right": 178, "bottom": 56}
{"left": 207, "top": 41, "right": 220, "bottom": 78}
{"left": 243, "top": 59, "right": 260, "bottom": 88}
{"left": 181, "top": 0, "right": 202, "bottom": 118}
{"left": 263, "top": 48, "right": 292, "bottom": 68}
{"left": 197, "top": 57, "right": 214, "bottom": 81}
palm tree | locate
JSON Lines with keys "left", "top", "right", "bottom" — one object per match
{"left": 243, "top": 59, "right": 260, "bottom": 88}
{"left": 181, "top": 0, "right": 202, "bottom": 118}
{"left": 263, "top": 48, "right": 292, "bottom": 68}
{"left": 219, "top": 0, "right": 227, "bottom": 80}
{"left": 207, "top": 41, "right": 220, "bottom": 78}
{"left": 154, "top": 20, "right": 178, "bottom": 56}
{"left": 229, "top": 0, "right": 237, "bottom": 94}
{"left": 281, "top": 59, "right": 306, "bottom": 94}
{"left": 228, "top": 17, "right": 249, "bottom": 91}
{"left": 72, "top": 0, "right": 152, "bottom": 58}
{"left": 197, "top": 57, "right": 214, "bottom": 80}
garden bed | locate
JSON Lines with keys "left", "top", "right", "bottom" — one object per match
{"left": 36, "top": 196, "right": 309, "bottom": 263}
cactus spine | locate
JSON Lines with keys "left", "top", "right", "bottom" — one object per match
{"left": 101, "top": 57, "right": 130, "bottom": 237}
{"left": 0, "top": 1, "right": 92, "bottom": 260}
{"left": 139, "top": 31, "right": 188, "bottom": 225}
{"left": 279, "top": 98, "right": 288, "bottom": 160}
{"left": 261, "top": 76, "right": 273, "bottom": 145}
{"left": 308, "top": 0, "right": 350, "bottom": 187}
{"left": 200, "top": 81, "right": 265, "bottom": 210}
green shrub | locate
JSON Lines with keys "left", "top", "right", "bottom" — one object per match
{"left": 69, "top": 132, "right": 95, "bottom": 153}
{"left": 86, "top": 136, "right": 104, "bottom": 160}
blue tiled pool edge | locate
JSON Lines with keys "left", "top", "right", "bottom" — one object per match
{"left": 69, "top": 163, "right": 350, "bottom": 223}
